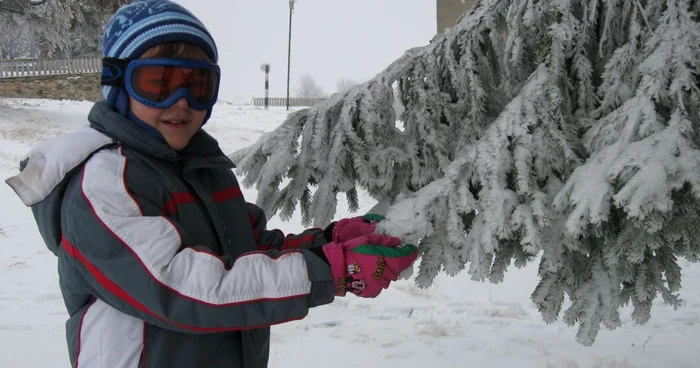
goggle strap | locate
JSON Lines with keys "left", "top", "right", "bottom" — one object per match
{"left": 101, "top": 57, "right": 130, "bottom": 87}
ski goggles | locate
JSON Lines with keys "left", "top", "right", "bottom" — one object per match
{"left": 101, "top": 57, "right": 221, "bottom": 111}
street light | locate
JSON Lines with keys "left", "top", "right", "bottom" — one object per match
{"left": 286, "top": 0, "right": 295, "bottom": 111}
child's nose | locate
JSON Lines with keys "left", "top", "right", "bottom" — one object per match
{"left": 172, "top": 97, "right": 190, "bottom": 109}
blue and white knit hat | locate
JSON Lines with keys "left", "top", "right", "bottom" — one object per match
{"left": 101, "top": 0, "right": 218, "bottom": 115}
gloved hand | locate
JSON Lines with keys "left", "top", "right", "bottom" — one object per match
{"left": 324, "top": 214, "right": 385, "bottom": 243}
{"left": 321, "top": 233, "right": 418, "bottom": 298}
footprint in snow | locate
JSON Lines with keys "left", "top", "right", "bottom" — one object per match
{"left": 6, "top": 261, "right": 29, "bottom": 269}
{"left": 302, "top": 321, "right": 343, "bottom": 331}
{"left": 313, "top": 321, "right": 342, "bottom": 328}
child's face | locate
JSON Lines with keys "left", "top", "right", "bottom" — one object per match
{"left": 129, "top": 44, "right": 212, "bottom": 150}
{"left": 130, "top": 95, "right": 207, "bottom": 150}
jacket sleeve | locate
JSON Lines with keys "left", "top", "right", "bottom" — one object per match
{"left": 60, "top": 149, "right": 334, "bottom": 334}
{"left": 246, "top": 202, "right": 329, "bottom": 251}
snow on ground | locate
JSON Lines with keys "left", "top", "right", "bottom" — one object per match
{"left": 0, "top": 98, "right": 698, "bottom": 368}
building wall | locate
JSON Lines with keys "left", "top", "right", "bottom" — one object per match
{"left": 436, "top": 0, "right": 476, "bottom": 33}
{"left": 0, "top": 74, "right": 102, "bottom": 102}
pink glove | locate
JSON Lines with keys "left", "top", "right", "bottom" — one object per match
{"left": 322, "top": 233, "right": 418, "bottom": 298}
{"left": 331, "top": 214, "right": 385, "bottom": 243}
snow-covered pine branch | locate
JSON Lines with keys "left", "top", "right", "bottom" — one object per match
{"left": 230, "top": 0, "right": 700, "bottom": 346}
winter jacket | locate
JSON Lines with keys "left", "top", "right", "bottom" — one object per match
{"left": 5, "top": 101, "right": 335, "bottom": 368}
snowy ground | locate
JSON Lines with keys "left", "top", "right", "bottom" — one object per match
{"left": 0, "top": 98, "right": 698, "bottom": 368}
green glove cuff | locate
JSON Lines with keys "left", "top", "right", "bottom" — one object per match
{"left": 363, "top": 213, "right": 385, "bottom": 223}
{"left": 351, "top": 243, "right": 418, "bottom": 257}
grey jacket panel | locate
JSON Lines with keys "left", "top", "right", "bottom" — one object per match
{"left": 10, "top": 101, "right": 334, "bottom": 368}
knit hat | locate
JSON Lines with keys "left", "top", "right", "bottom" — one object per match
{"left": 101, "top": 0, "right": 219, "bottom": 121}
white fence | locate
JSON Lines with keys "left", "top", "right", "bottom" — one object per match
{"left": 252, "top": 97, "right": 327, "bottom": 107}
{"left": 0, "top": 57, "right": 101, "bottom": 78}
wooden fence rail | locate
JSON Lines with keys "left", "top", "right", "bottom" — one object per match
{"left": 0, "top": 57, "right": 102, "bottom": 78}
{"left": 252, "top": 97, "right": 326, "bottom": 107}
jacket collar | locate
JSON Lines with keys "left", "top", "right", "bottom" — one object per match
{"left": 88, "top": 101, "right": 234, "bottom": 169}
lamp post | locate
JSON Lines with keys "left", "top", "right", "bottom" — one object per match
{"left": 286, "top": 0, "right": 295, "bottom": 111}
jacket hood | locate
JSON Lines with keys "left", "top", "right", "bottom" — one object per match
{"left": 5, "top": 126, "right": 115, "bottom": 207}
{"left": 5, "top": 126, "right": 116, "bottom": 255}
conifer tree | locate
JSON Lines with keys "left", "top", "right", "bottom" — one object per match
{"left": 231, "top": 0, "right": 700, "bottom": 345}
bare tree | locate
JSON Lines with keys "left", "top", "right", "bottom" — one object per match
{"left": 335, "top": 78, "right": 358, "bottom": 94}
{"left": 0, "top": 0, "right": 49, "bottom": 14}
{"left": 0, "top": 24, "right": 33, "bottom": 59}
{"left": 294, "top": 74, "right": 327, "bottom": 99}
{"left": 0, "top": 1, "right": 24, "bottom": 14}
{"left": 0, "top": 0, "right": 130, "bottom": 57}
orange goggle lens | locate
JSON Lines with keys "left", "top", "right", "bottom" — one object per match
{"left": 130, "top": 65, "right": 219, "bottom": 105}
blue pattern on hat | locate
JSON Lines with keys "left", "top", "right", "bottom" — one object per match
{"left": 107, "top": 12, "right": 214, "bottom": 59}
{"left": 101, "top": 0, "right": 218, "bottom": 128}
{"left": 121, "top": 24, "right": 217, "bottom": 59}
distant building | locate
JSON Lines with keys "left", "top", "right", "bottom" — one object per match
{"left": 436, "top": 0, "right": 475, "bottom": 33}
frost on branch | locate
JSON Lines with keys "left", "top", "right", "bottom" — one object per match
{"left": 231, "top": 0, "right": 700, "bottom": 345}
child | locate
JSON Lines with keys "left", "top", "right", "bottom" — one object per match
{"left": 4, "top": 1, "right": 418, "bottom": 367}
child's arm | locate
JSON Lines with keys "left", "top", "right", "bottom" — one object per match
{"left": 61, "top": 150, "right": 334, "bottom": 334}
{"left": 246, "top": 202, "right": 328, "bottom": 251}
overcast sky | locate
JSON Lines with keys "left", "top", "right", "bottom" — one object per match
{"left": 173, "top": 0, "right": 437, "bottom": 103}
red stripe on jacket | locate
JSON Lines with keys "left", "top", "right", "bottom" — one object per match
{"left": 213, "top": 186, "right": 242, "bottom": 203}
{"left": 162, "top": 192, "right": 198, "bottom": 215}
{"left": 162, "top": 186, "right": 242, "bottom": 215}
{"left": 283, "top": 233, "right": 317, "bottom": 249}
